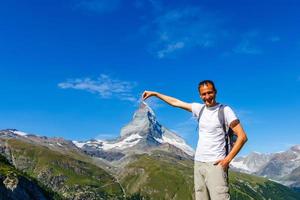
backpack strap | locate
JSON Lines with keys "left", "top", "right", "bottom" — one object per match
{"left": 197, "top": 105, "right": 206, "bottom": 122}
{"left": 218, "top": 104, "right": 230, "bottom": 155}
{"left": 218, "top": 104, "right": 227, "bottom": 134}
{"left": 196, "top": 105, "right": 205, "bottom": 131}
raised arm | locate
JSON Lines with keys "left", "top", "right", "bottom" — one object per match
{"left": 142, "top": 91, "right": 192, "bottom": 112}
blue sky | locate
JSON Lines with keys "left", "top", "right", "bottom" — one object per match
{"left": 1, "top": 0, "right": 300, "bottom": 155}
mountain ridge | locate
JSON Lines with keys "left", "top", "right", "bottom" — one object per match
{"left": 231, "top": 145, "right": 300, "bottom": 191}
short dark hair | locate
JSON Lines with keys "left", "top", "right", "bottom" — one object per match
{"left": 198, "top": 80, "right": 217, "bottom": 93}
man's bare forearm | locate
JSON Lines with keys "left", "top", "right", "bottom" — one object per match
{"left": 142, "top": 91, "right": 192, "bottom": 112}
{"left": 226, "top": 124, "right": 248, "bottom": 162}
{"left": 226, "top": 135, "right": 247, "bottom": 162}
{"left": 153, "top": 92, "right": 180, "bottom": 107}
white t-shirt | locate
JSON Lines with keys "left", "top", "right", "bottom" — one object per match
{"left": 192, "top": 103, "right": 238, "bottom": 162}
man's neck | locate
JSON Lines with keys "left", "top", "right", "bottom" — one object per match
{"left": 206, "top": 102, "right": 218, "bottom": 107}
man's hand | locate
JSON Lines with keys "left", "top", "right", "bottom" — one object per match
{"left": 214, "top": 158, "right": 231, "bottom": 171}
{"left": 142, "top": 91, "right": 157, "bottom": 100}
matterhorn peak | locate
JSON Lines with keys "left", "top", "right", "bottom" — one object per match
{"left": 120, "top": 102, "right": 162, "bottom": 139}
{"left": 133, "top": 101, "right": 156, "bottom": 121}
{"left": 139, "top": 101, "right": 154, "bottom": 113}
{"left": 73, "top": 101, "right": 195, "bottom": 160}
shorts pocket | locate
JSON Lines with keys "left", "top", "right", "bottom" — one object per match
{"left": 215, "top": 164, "right": 228, "bottom": 181}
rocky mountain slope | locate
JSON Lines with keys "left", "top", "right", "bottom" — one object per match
{"left": 231, "top": 145, "right": 300, "bottom": 191}
{"left": 0, "top": 130, "right": 124, "bottom": 200}
{"left": 0, "top": 153, "right": 59, "bottom": 200}
{"left": 230, "top": 151, "right": 273, "bottom": 173}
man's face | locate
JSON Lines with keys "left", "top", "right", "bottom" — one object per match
{"left": 199, "top": 83, "right": 217, "bottom": 107}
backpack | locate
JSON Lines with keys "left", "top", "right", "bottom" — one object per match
{"left": 197, "top": 104, "right": 237, "bottom": 156}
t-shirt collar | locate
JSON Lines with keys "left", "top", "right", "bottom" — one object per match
{"left": 205, "top": 103, "right": 220, "bottom": 110}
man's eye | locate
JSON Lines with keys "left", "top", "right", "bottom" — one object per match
{"left": 201, "top": 91, "right": 213, "bottom": 96}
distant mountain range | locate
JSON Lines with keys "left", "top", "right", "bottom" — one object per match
{"left": 1, "top": 102, "right": 300, "bottom": 199}
{"left": 231, "top": 145, "right": 300, "bottom": 191}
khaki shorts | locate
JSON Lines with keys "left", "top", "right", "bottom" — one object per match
{"left": 194, "top": 161, "right": 230, "bottom": 200}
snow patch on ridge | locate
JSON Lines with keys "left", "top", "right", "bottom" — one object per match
{"left": 162, "top": 134, "right": 194, "bottom": 156}
{"left": 101, "top": 134, "right": 143, "bottom": 150}
{"left": 73, "top": 141, "right": 86, "bottom": 148}
{"left": 153, "top": 129, "right": 195, "bottom": 156}
{"left": 73, "top": 134, "right": 143, "bottom": 151}
{"left": 231, "top": 159, "right": 252, "bottom": 173}
{"left": 12, "top": 130, "right": 28, "bottom": 137}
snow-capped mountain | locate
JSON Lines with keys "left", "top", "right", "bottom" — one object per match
{"left": 230, "top": 152, "right": 273, "bottom": 173}
{"left": 257, "top": 145, "right": 300, "bottom": 187}
{"left": 0, "top": 129, "right": 29, "bottom": 138}
{"left": 73, "top": 102, "right": 195, "bottom": 161}
{"left": 231, "top": 145, "right": 300, "bottom": 190}
{"left": 0, "top": 129, "right": 77, "bottom": 151}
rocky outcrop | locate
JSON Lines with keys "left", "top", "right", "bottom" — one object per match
{"left": 0, "top": 157, "right": 53, "bottom": 200}
{"left": 0, "top": 175, "right": 50, "bottom": 200}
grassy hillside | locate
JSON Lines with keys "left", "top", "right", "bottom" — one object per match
{"left": 4, "top": 139, "right": 124, "bottom": 199}
{"left": 119, "top": 151, "right": 300, "bottom": 200}
{"left": 229, "top": 171, "right": 300, "bottom": 200}
{"left": 119, "top": 151, "right": 194, "bottom": 200}
{"left": 0, "top": 154, "right": 61, "bottom": 200}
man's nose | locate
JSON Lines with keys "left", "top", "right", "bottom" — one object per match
{"left": 204, "top": 94, "right": 210, "bottom": 99}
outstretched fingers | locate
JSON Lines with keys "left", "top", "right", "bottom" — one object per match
{"left": 142, "top": 91, "right": 151, "bottom": 100}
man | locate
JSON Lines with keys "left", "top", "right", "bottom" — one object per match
{"left": 142, "top": 80, "right": 247, "bottom": 200}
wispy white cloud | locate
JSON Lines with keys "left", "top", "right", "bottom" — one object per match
{"left": 58, "top": 74, "right": 137, "bottom": 102}
{"left": 157, "top": 41, "right": 185, "bottom": 58}
{"left": 235, "top": 109, "right": 262, "bottom": 125}
{"left": 225, "top": 31, "right": 281, "bottom": 56}
{"left": 74, "top": 0, "right": 121, "bottom": 13}
{"left": 234, "top": 40, "right": 262, "bottom": 55}
{"left": 234, "top": 30, "right": 262, "bottom": 55}
{"left": 142, "top": 6, "right": 225, "bottom": 58}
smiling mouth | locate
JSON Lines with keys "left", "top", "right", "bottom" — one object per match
{"left": 205, "top": 99, "right": 215, "bottom": 105}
